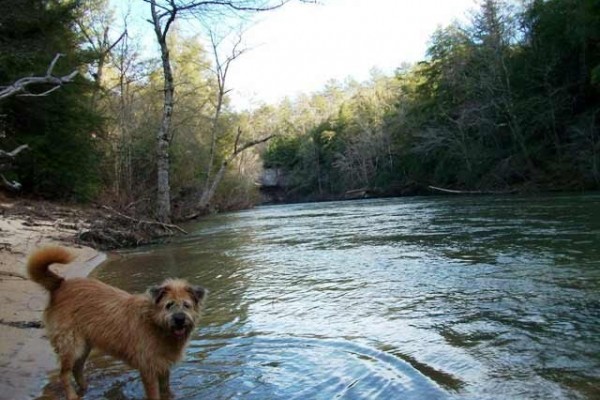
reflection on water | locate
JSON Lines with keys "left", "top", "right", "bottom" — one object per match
{"left": 44, "top": 194, "right": 600, "bottom": 399}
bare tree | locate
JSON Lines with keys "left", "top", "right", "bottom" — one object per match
{"left": 198, "top": 29, "right": 248, "bottom": 208}
{"left": 191, "top": 127, "right": 274, "bottom": 217}
{"left": 144, "top": 0, "right": 313, "bottom": 222}
{"left": 75, "top": 0, "right": 127, "bottom": 108}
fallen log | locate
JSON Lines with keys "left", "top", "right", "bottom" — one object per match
{"left": 428, "top": 185, "right": 517, "bottom": 195}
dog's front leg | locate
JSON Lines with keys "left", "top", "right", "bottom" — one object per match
{"left": 141, "top": 371, "right": 160, "bottom": 400}
{"left": 159, "top": 370, "right": 173, "bottom": 399}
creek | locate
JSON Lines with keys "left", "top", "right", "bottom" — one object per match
{"left": 55, "top": 194, "right": 600, "bottom": 399}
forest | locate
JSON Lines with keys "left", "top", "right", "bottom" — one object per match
{"left": 1, "top": 0, "right": 599, "bottom": 221}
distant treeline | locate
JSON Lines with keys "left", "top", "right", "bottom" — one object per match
{"left": 263, "top": 0, "right": 600, "bottom": 201}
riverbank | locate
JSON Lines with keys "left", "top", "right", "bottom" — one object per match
{"left": 0, "top": 197, "right": 106, "bottom": 399}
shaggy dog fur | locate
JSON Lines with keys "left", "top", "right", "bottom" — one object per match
{"left": 27, "top": 246, "right": 206, "bottom": 400}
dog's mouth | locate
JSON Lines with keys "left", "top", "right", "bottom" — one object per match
{"left": 170, "top": 323, "right": 192, "bottom": 339}
{"left": 172, "top": 327, "right": 187, "bottom": 338}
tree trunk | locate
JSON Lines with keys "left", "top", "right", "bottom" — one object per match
{"left": 203, "top": 88, "right": 224, "bottom": 198}
{"left": 197, "top": 133, "right": 274, "bottom": 212}
{"left": 199, "top": 160, "right": 228, "bottom": 210}
{"left": 151, "top": 1, "right": 175, "bottom": 223}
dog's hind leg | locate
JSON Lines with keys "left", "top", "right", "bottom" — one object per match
{"left": 53, "top": 332, "right": 87, "bottom": 400}
{"left": 73, "top": 342, "right": 91, "bottom": 393}
{"left": 59, "top": 353, "right": 79, "bottom": 400}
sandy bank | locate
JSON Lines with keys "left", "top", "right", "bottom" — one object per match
{"left": 0, "top": 200, "right": 106, "bottom": 400}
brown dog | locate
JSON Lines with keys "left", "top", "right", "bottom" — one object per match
{"left": 27, "top": 246, "right": 206, "bottom": 400}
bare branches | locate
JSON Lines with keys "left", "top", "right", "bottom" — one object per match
{"left": 196, "top": 127, "right": 274, "bottom": 213}
{"left": 0, "top": 54, "right": 78, "bottom": 100}
{"left": 210, "top": 29, "right": 247, "bottom": 96}
{"left": 232, "top": 131, "right": 274, "bottom": 157}
{"left": 101, "top": 205, "right": 188, "bottom": 234}
{"left": 0, "top": 55, "right": 73, "bottom": 192}
{"left": 144, "top": 0, "right": 313, "bottom": 221}
{"left": 142, "top": 0, "right": 291, "bottom": 15}
{"left": 0, "top": 144, "right": 30, "bottom": 160}
{"left": 0, "top": 144, "right": 30, "bottom": 191}
{"left": 143, "top": 0, "right": 311, "bottom": 37}
{"left": 0, "top": 174, "right": 23, "bottom": 191}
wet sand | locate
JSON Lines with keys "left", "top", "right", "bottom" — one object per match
{"left": 0, "top": 211, "right": 105, "bottom": 400}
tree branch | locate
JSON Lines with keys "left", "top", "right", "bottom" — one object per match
{"left": 233, "top": 133, "right": 275, "bottom": 156}
{"left": 0, "top": 54, "right": 78, "bottom": 100}
{"left": 0, "top": 144, "right": 29, "bottom": 159}
{"left": 0, "top": 174, "right": 22, "bottom": 191}
{"left": 17, "top": 85, "right": 64, "bottom": 97}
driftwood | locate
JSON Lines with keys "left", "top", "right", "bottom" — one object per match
{"left": 344, "top": 188, "right": 371, "bottom": 199}
{"left": 101, "top": 206, "right": 188, "bottom": 235}
{"left": 428, "top": 185, "right": 517, "bottom": 195}
{"left": 77, "top": 206, "right": 188, "bottom": 250}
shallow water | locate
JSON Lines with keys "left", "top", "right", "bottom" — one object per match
{"left": 45, "top": 194, "right": 600, "bottom": 399}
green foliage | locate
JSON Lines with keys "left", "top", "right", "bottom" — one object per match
{"left": 3, "top": 0, "right": 599, "bottom": 210}
{"left": 0, "top": 0, "right": 80, "bottom": 82}
{"left": 0, "top": 0, "right": 104, "bottom": 200}
{"left": 13, "top": 87, "right": 103, "bottom": 200}
{"left": 259, "top": 0, "right": 600, "bottom": 200}
{"left": 263, "top": 136, "right": 302, "bottom": 169}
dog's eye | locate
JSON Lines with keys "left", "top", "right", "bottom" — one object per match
{"left": 183, "top": 301, "right": 191, "bottom": 309}
{"left": 165, "top": 301, "right": 175, "bottom": 310}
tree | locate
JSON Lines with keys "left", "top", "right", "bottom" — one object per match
{"left": 144, "top": 0, "right": 313, "bottom": 222}
{"left": 75, "top": 0, "right": 127, "bottom": 108}
{"left": 0, "top": 54, "right": 79, "bottom": 190}
{"left": 199, "top": 30, "right": 246, "bottom": 209}
{"left": 0, "top": 0, "right": 104, "bottom": 200}
{"left": 195, "top": 28, "right": 276, "bottom": 212}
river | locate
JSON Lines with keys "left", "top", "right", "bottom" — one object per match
{"left": 45, "top": 194, "right": 600, "bottom": 399}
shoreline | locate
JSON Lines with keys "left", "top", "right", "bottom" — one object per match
{"left": 0, "top": 203, "right": 107, "bottom": 400}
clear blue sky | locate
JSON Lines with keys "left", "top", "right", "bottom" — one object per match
{"left": 113, "top": 0, "right": 476, "bottom": 109}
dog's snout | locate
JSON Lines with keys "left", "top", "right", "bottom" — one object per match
{"left": 173, "top": 313, "right": 186, "bottom": 326}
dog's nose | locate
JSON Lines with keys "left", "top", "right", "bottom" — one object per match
{"left": 173, "top": 313, "right": 186, "bottom": 326}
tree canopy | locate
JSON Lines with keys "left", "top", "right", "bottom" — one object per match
{"left": 262, "top": 0, "right": 600, "bottom": 201}
{"left": 0, "top": 0, "right": 598, "bottom": 212}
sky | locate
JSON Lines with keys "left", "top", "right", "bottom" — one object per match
{"left": 227, "top": 0, "right": 475, "bottom": 109}
{"left": 115, "top": 0, "right": 477, "bottom": 110}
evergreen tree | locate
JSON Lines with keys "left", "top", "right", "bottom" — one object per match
{"left": 0, "top": 0, "right": 104, "bottom": 200}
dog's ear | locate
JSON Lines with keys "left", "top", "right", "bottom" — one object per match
{"left": 148, "top": 285, "right": 166, "bottom": 304}
{"left": 187, "top": 285, "right": 206, "bottom": 305}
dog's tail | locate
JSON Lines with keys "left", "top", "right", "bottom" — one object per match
{"left": 27, "top": 246, "right": 74, "bottom": 292}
